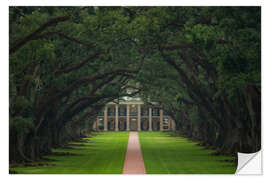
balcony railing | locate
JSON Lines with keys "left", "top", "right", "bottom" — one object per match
{"left": 98, "top": 112, "right": 104, "bottom": 116}
{"left": 97, "top": 108, "right": 168, "bottom": 117}
{"left": 141, "top": 112, "right": 148, "bottom": 116}
{"left": 119, "top": 112, "right": 126, "bottom": 116}
{"left": 108, "top": 112, "right": 115, "bottom": 116}
{"left": 130, "top": 112, "right": 137, "bottom": 116}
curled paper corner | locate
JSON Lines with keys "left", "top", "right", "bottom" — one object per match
{"left": 235, "top": 150, "right": 262, "bottom": 175}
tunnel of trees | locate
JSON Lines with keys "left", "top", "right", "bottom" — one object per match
{"left": 9, "top": 7, "right": 261, "bottom": 163}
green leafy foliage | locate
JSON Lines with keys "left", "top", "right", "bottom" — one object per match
{"left": 9, "top": 7, "right": 261, "bottom": 162}
{"left": 10, "top": 116, "right": 34, "bottom": 134}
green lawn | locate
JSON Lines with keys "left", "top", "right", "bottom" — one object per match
{"left": 139, "top": 131, "right": 237, "bottom": 174}
{"left": 11, "top": 131, "right": 237, "bottom": 174}
{"left": 11, "top": 132, "right": 129, "bottom": 174}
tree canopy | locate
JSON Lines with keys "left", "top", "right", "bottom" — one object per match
{"left": 9, "top": 6, "right": 260, "bottom": 163}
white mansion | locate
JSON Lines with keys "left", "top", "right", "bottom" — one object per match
{"left": 93, "top": 97, "right": 176, "bottom": 131}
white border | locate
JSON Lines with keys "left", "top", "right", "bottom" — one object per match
{"left": 1, "top": 1, "right": 269, "bottom": 180}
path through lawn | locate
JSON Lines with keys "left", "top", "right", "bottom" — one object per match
{"left": 12, "top": 132, "right": 129, "bottom": 174}
{"left": 139, "top": 132, "right": 237, "bottom": 174}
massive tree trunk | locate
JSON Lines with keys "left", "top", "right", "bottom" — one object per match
{"left": 243, "top": 86, "right": 261, "bottom": 152}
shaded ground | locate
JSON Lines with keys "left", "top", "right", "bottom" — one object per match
{"left": 11, "top": 132, "right": 129, "bottom": 174}
{"left": 139, "top": 132, "right": 237, "bottom": 174}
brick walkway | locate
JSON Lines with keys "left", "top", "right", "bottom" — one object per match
{"left": 122, "top": 132, "right": 146, "bottom": 174}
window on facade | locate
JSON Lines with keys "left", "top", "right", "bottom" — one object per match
{"left": 153, "top": 108, "right": 160, "bottom": 116}
{"left": 119, "top": 106, "right": 126, "bottom": 116}
{"left": 163, "top": 118, "right": 169, "bottom": 129}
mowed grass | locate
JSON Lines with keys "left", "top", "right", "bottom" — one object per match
{"left": 139, "top": 132, "right": 237, "bottom": 174}
{"left": 12, "top": 132, "right": 129, "bottom": 174}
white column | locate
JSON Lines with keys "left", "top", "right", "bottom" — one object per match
{"left": 115, "top": 104, "right": 119, "bottom": 131}
{"left": 137, "top": 104, "right": 141, "bottom": 131}
{"left": 149, "top": 107, "right": 152, "bottom": 131}
{"left": 104, "top": 105, "right": 108, "bottom": 131}
{"left": 172, "top": 118, "right": 176, "bottom": 131}
{"left": 126, "top": 104, "right": 130, "bottom": 131}
{"left": 93, "top": 118, "right": 97, "bottom": 130}
{"left": 160, "top": 109, "right": 163, "bottom": 131}
{"left": 96, "top": 119, "right": 99, "bottom": 131}
{"left": 168, "top": 117, "right": 171, "bottom": 130}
